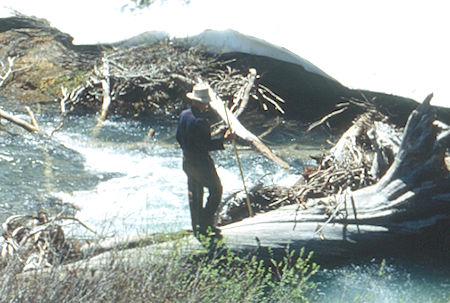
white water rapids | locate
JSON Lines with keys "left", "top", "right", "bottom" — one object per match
{"left": 48, "top": 116, "right": 300, "bottom": 237}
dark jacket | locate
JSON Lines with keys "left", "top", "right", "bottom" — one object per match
{"left": 176, "top": 107, "right": 224, "bottom": 160}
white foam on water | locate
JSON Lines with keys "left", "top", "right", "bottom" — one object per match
{"left": 51, "top": 131, "right": 299, "bottom": 236}
{"left": 50, "top": 122, "right": 292, "bottom": 236}
{"left": 50, "top": 129, "right": 187, "bottom": 235}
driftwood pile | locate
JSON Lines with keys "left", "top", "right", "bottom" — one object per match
{"left": 294, "top": 96, "right": 402, "bottom": 200}
{"left": 58, "top": 40, "right": 285, "bottom": 122}
{"left": 0, "top": 211, "right": 198, "bottom": 274}
{"left": 0, "top": 211, "right": 96, "bottom": 272}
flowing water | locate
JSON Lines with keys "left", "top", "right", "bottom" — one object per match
{"left": 0, "top": 106, "right": 307, "bottom": 235}
{"left": 0, "top": 101, "right": 448, "bottom": 302}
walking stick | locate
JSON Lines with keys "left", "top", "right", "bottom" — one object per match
{"left": 223, "top": 102, "right": 254, "bottom": 217}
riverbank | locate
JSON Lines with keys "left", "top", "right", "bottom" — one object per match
{"left": 1, "top": 213, "right": 448, "bottom": 303}
{"left": 3, "top": 14, "right": 449, "bottom": 131}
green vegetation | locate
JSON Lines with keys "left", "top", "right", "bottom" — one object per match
{"left": 39, "top": 68, "right": 90, "bottom": 97}
{"left": 0, "top": 235, "right": 319, "bottom": 302}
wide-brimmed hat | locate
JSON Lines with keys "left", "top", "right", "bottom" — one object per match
{"left": 186, "top": 83, "right": 211, "bottom": 103}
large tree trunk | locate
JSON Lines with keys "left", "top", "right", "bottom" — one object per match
{"left": 219, "top": 96, "right": 449, "bottom": 261}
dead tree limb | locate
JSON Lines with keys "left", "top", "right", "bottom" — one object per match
{"left": 0, "top": 56, "right": 16, "bottom": 88}
{"left": 258, "top": 84, "right": 287, "bottom": 114}
{"left": 51, "top": 85, "right": 86, "bottom": 135}
{"left": 0, "top": 108, "right": 41, "bottom": 133}
{"left": 208, "top": 85, "right": 290, "bottom": 169}
{"left": 99, "top": 57, "right": 112, "bottom": 122}
{"left": 24, "top": 106, "right": 43, "bottom": 134}
{"left": 0, "top": 56, "right": 34, "bottom": 89}
{"left": 232, "top": 68, "right": 257, "bottom": 118}
{"left": 307, "top": 107, "right": 347, "bottom": 133}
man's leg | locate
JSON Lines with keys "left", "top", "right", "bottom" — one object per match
{"left": 194, "top": 160, "right": 222, "bottom": 235}
{"left": 202, "top": 169, "right": 222, "bottom": 232}
{"left": 187, "top": 177, "right": 203, "bottom": 235}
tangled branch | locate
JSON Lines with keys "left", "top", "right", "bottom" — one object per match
{"left": 1, "top": 211, "right": 97, "bottom": 272}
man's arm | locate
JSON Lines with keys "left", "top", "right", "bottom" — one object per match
{"left": 196, "top": 119, "right": 224, "bottom": 152}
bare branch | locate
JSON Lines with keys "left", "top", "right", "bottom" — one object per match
{"left": 257, "top": 86, "right": 286, "bottom": 114}
{"left": 0, "top": 56, "right": 34, "bottom": 88}
{"left": 232, "top": 68, "right": 257, "bottom": 118}
{"left": 306, "top": 107, "right": 348, "bottom": 133}
{"left": 208, "top": 84, "right": 290, "bottom": 169}
{"left": 99, "top": 57, "right": 112, "bottom": 122}
{"left": 25, "top": 106, "right": 44, "bottom": 134}
{"left": 0, "top": 108, "right": 41, "bottom": 133}
{"left": 0, "top": 56, "right": 16, "bottom": 88}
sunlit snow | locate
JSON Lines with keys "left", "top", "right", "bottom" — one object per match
{"left": 1, "top": 0, "right": 448, "bottom": 108}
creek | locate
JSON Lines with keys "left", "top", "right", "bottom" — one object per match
{"left": 0, "top": 102, "right": 448, "bottom": 302}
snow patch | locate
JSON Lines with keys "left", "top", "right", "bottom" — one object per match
{"left": 178, "top": 29, "right": 337, "bottom": 82}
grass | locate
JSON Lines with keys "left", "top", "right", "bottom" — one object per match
{"left": 0, "top": 234, "right": 319, "bottom": 303}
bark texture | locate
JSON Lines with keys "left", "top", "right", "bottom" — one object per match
{"left": 219, "top": 96, "right": 449, "bottom": 261}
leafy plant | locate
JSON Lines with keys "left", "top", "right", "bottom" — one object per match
{"left": 0, "top": 234, "right": 318, "bottom": 302}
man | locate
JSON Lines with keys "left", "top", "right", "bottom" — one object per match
{"left": 176, "top": 82, "right": 232, "bottom": 237}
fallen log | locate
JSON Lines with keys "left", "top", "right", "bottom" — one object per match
{"left": 13, "top": 234, "right": 204, "bottom": 281}
{"left": 219, "top": 95, "right": 449, "bottom": 261}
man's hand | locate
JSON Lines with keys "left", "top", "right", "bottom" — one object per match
{"left": 223, "top": 128, "right": 236, "bottom": 141}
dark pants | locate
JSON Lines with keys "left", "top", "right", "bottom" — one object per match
{"left": 183, "top": 155, "right": 222, "bottom": 235}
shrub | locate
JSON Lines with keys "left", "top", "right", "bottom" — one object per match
{"left": 0, "top": 235, "right": 318, "bottom": 303}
